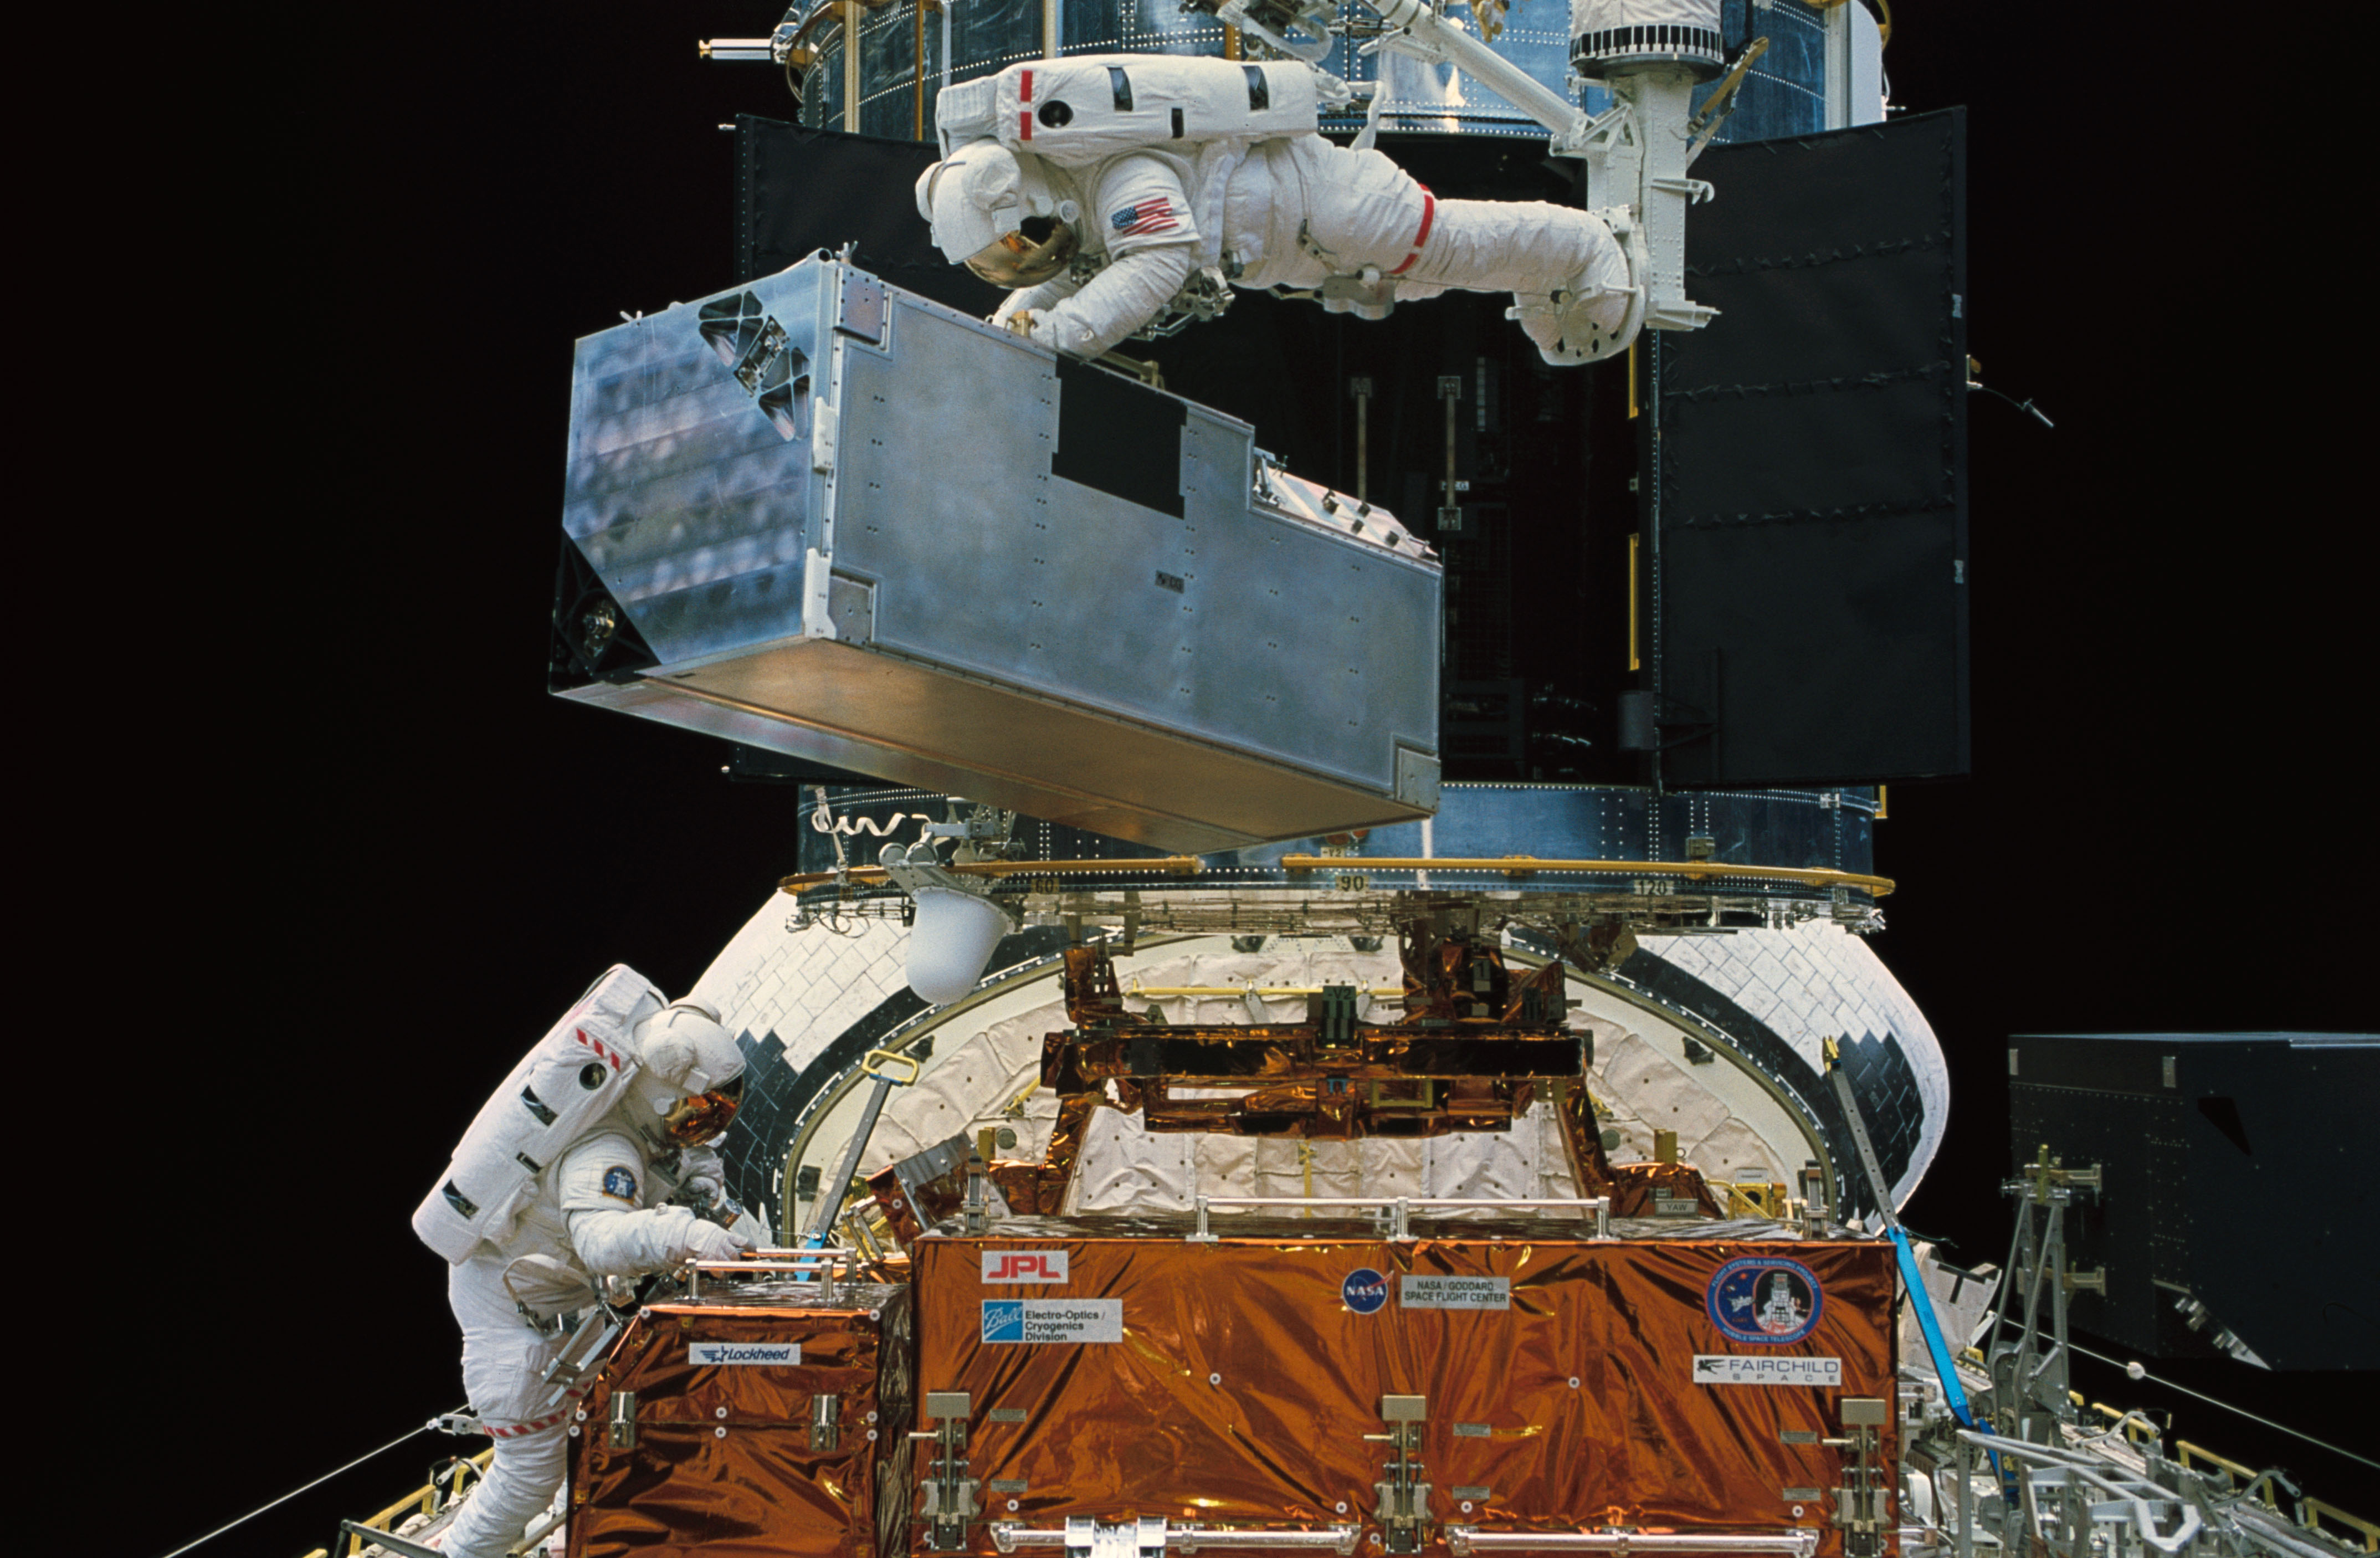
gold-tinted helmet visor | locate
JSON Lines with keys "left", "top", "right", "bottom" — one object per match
{"left": 661, "top": 1073, "right": 743, "bottom": 1146}
{"left": 965, "top": 216, "right": 1078, "bottom": 288}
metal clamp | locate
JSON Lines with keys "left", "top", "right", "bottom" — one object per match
{"left": 1832, "top": 1398, "right": 1889, "bottom": 1558}
{"left": 1371, "top": 1394, "right": 1432, "bottom": 1554}
{"left": 917, "top": 1392, "right": 977, "bottom": 1550}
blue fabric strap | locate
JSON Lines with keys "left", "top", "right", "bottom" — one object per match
{"left": 1890, "top": 1223, "right": 1980, "bottom": 1429}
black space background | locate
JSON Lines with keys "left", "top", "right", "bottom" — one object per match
{"left": 91, "top": 7, "right": 2369, "bottom": 1555}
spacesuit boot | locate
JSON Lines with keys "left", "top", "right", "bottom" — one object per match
{"left": 1514, "top": 209, "right": 1640, "bottom": 367}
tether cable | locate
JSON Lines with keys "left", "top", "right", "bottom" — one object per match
{"left": 2069, "top": 1340, "right": 2378, "bottom": 1472}
{"left": 160, "top": 1418, "right": 438, "bottom": 1557}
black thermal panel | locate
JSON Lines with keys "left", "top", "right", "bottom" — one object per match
{"left": 2006, "top": 1033, "right": 2379, "bottom": 1372}
{"left": 1650, "top": 108, "right": 1969, "bottom": 786}
{"left": 736, "top": 117, "right": 1008, "bottom": 316}
{"left": 1053, "top": 355, "right": 1190, "bottom": 517}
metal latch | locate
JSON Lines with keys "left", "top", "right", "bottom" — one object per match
{"left": 1064, "top": 1516, "right": 1168, "bottom": 1558}
{"left": 1368, "top": 1395, "right": 1432, "bottom": 1554}
{"left": 1830, "top": 1397, "right": 1889, "bottom": 1558}
{"left": 607, "top": 1391, "right": 638, "bottom": 1450}
{"left": 916, "top": 1391, "right": 978, "bottom": 1550}
{"left": 812, "top": 1392, "right": 840, "bottom": 1453}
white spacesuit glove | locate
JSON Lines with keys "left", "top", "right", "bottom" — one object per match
{"left": 1023, "top": 245, "right": 1196, "bottom": 358}
{"left": 681, "top": 1216, "right": 755, "bottom": 1263}
{"left": 673, "top": 1144, "right": 727, "bottom": 1207}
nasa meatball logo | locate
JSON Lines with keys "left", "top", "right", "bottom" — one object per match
{"left": 1706, "top": 1255, "right": 1822, "bottom": 1345}
{"left": 1342, "top": 1268, "right": 1389, "bottom": 1314}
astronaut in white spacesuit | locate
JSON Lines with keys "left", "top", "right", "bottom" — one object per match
{"left": 917, "top": 134, "right": 1635, "bottom": 364}
{"left": 428, "top": 993, "right": 760, "bottom": 1558}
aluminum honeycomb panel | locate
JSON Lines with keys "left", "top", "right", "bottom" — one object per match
{"left": 555, "top": 257, "right": 1442, "bottom": 850}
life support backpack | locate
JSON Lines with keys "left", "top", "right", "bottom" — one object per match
{"left": 410, "top": 964, "right": 665, "bottom": 1264}
{"left": 935, "top": 53, "right": 1320, "bottom": 165}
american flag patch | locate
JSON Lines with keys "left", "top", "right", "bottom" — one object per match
{"left": 1110, "top": 197, "right": 1179, "bottom": 238}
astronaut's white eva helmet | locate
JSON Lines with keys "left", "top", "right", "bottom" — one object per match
{"left": 627, "top": 1001, "right": 746, "bottom": 1144}
{"left": 915, "top": 140, "right": 1079, "bottom": 286}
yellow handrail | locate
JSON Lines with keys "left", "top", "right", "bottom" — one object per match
{"left": 300, "top": 1451, "right": 494, "bottom": 1558}
{"left": 2301, "top": 1499, "right": 2379, "bottom": 1554}
{"left": 2177, "top": 1442, "right": 2275, "bottom": 1505}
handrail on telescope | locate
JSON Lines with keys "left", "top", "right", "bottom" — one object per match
{"left": 776, "top": 854, "right": 1890, "bottom": 896}
{"left": 1188, "top": 1193, "right": 1614, "bottom": 1243}
{"left": 778, "top": 856, "right": 1205, "bottom": 893}
{"left": 1276, "top": 855, "right": 1895, "bottom": 896}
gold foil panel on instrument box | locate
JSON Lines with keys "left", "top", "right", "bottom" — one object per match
{"left": 912, "top": 1233, "right": 1894, "bottom": 1555}
{"left": 571, "top": 1292, "right": 913, "bottom": 1558}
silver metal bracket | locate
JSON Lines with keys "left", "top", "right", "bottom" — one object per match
{"left": 1369, "top": 1394, "right": 1431, "bottom": 1554}
{"left": 1832, "top": 1397, "right": 1888, "bottom": 1558}
{"left": 918, "top": 1391, "right": 978, "bottom": 1550}
{"left": 607, "top": 1390, "right": 638, "bottom": 1450}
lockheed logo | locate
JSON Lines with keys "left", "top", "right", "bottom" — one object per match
{"left": 982, "top": 1250, "right": 1069, "bottom": 1283}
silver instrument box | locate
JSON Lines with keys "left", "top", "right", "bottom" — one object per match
{"left": 557, "top": 257, "right": 1441, "bottom": 853}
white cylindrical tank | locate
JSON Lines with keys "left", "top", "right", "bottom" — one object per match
{"left": 1569, "top": 0, "right": 1726, "bottom": 81}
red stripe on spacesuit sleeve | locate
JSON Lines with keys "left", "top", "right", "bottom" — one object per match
{"left": 1020, "top": 111, "right": 1034, "bottom": 140}
{"left": 1387, "top": 188, "right": 1435, "bottom": 278}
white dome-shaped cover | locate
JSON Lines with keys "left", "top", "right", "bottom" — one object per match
{"left": 906, "top": 887, "right": 1012, "bottom": 1005}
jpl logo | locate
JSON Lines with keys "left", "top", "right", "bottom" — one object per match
{"left": 982, "top": 1250, "right": 1070, "bottom": 1283}
{"left": 1342, "top": 1268, "right": 1389, "bottom": 1314}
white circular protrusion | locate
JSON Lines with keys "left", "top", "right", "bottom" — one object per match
{"left": 2126, "top": 1361, "right": 2146, "bottom": 1380}
{"left": 1009, "top": 1500, "right": 1022, "bottom": 1513}
{"left": 868, "top": 1428, "right": 880, "bottom": 1441}
{"left": 868, "top": 1410, "right": 880, "bottom": 1423}
{"left": 1791, "top": 1505, "right": 1804, "bottom": 1519}
{"left": 1568, "top": 1377, "right": 1581, "bottom": 1388}
{"left": 907, "top": 887, "right": 1012, "bottom": 1003}
{"left": 716, "top": 1407, "right": 730, "bottom": 1419}
{"left": 1461, "top": 1502, "right": 1475, "bottom": 1514}
{"left": 716, "top": 1426, "right": 729, "bottom": 1439}
{"left": 1208, "top": 1372, "right": 1222, "bottom": 1386}
{"left": 575, "top": 1409, "right": 588, "bottom": 1422}
{"left": 1336, "top": 1503, "right": 1349, "bottom": 1515}
{"left": 568, "top": 1424, "right": 581, "bottom": 1438}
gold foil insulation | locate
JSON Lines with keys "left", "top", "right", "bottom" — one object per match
{"left": 568, "top": 1288, "right": 914, "bottom": 1558}
{"left": 916, "top": 1229, "right": 1895, "bottom": 1554}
